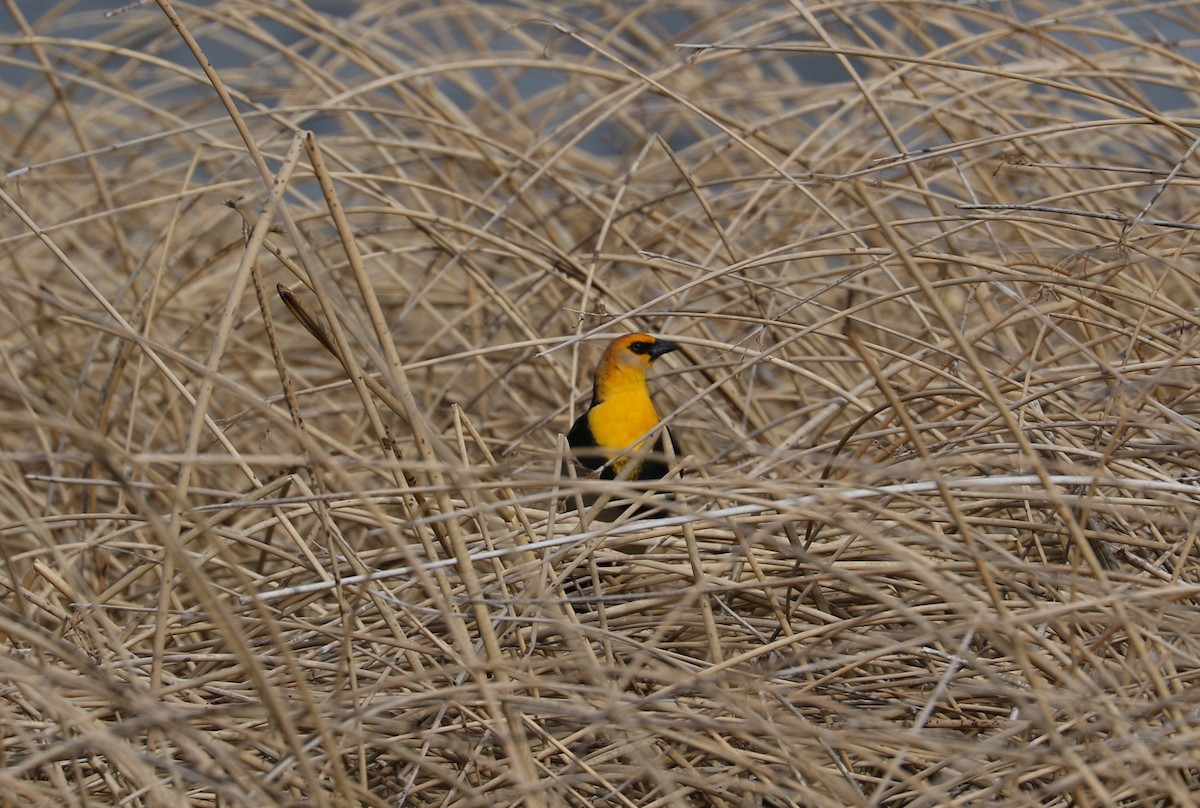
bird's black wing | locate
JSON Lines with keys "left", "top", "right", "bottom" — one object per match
{"left": 636, "top": 427, "right": 678, "bottom": 481}
{"left": 567, "top": 409, "right": 607, "bottom": 473}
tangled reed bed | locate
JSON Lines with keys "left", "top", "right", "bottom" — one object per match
{"left": 2, "top": 0, "right": 1200, "bottom": 805}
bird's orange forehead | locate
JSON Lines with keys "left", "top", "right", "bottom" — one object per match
{"left": 606, "top": 333, "right": 657, "bottom": 355}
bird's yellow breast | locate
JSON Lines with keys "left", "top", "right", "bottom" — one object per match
{"left": 587, "top": 387, "right": 661, "bottom": 462}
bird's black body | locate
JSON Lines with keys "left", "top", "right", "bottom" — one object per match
{"left": 567, "top": 414, "right": 674, "bottom": 480}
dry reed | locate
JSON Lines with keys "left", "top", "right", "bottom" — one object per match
{"left": 2, "top": 1, "right": 1200, "bottom": 805}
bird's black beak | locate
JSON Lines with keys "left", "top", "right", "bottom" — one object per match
{"left": 648, "top": 339, "right": 680, "bottom": 360}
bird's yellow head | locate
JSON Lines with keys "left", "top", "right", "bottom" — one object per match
{"left": 593, "top": 333, "right": 680, "bottom": 402}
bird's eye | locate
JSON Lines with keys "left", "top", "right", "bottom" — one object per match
{"left": 629, "top": 341, "right": 652, "bottom": 355}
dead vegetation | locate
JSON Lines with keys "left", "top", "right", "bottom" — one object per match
{"left": 2, "top": 1, "right": 1200, "bottom": 805}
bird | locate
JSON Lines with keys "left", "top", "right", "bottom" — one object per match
{"left": 567, "top": 333, "right": 680, "bottom": 481}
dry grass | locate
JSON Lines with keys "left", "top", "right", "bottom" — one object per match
{"left": 2, "top": 0, "right": 1200, "bottom": 805}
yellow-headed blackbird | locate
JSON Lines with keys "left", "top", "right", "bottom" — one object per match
{"left": 567, "top": 333, "right": 680, "bottom": 480}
